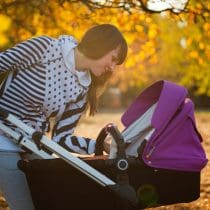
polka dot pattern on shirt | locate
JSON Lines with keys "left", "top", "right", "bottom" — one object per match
{"left": 44, "top": 41, "right": 85, "bottom": 117}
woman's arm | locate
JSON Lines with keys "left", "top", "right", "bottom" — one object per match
{"left": 52, "top": 94, "right": 96, "bottom": 155}
{"left": 0, "top": 36, "right": 52, "bottom": 73}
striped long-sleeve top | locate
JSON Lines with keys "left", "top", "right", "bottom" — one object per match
{"left": 0, "top": 35, "right": 96, "bottom": 154}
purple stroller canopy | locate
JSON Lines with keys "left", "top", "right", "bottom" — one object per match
{"left": 122, "top": 80, "right": 208, "bottom": 172}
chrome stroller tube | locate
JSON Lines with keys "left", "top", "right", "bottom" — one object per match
{"left": 0, "top": 107, "right": 115, "bottom": 186}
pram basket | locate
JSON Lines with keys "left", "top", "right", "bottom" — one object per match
{"left": 18, "top": 157, "right": 200, "bottom": 210}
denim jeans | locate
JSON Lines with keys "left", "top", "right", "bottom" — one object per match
{"left": 0, "top": 151, "right": 35, "bottom": 210}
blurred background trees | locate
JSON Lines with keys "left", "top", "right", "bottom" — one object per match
{"left": 0, "top": 0, "right": 209, "bottom": 107}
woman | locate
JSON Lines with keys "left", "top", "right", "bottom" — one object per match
{"left": 0, "top": 24, "right": 127, "bottom": 210}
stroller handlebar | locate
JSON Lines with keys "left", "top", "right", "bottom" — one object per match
{"left": 95, "top": 123, "right": 126, "bottom": 158}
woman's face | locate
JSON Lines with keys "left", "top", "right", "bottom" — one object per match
{"left": 88, "top": 46, "right": 120, "bottom": 77}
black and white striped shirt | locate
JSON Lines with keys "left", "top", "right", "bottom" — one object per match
{"left": 0, "top": 35, "right": 95, "bottom": 154}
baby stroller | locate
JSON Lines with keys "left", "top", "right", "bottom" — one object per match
{"left": 0, "top": 80, "right": 208, "bottom": 210}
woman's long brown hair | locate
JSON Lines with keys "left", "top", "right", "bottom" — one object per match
{"left": 77, "top": 24, "right": 128, "bottom": 115}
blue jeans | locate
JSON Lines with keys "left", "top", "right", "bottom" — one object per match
{"left": 0, "top": 152, "right": 35, "bottom": 210}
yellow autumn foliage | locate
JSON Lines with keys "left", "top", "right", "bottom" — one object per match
{"left": 0, "top": 15, "right": 11, "bottom": 46}
{"left": 0, "top": 0, "right": 209, "bottom": 99}
{"left": 189, "top": 50, "right": 199, "bottom": 59}
{"left": 0, "top": 15, "right": 11, "bottom": 32}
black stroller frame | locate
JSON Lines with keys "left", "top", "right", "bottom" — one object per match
{"left": 0, "top": 107, "right": 200, "bottom": 210}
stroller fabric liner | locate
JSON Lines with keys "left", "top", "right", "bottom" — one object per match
{"left": 18, "top": 80, "right": 208, "bottom": 210}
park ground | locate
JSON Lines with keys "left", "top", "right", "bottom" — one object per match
{"left": 0, "top": 109, "right": 209, "bottom": 210}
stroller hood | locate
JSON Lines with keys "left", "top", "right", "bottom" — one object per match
{"left": 121, "top": 80, "right": 208, "bottom": 172}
